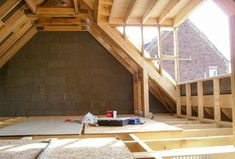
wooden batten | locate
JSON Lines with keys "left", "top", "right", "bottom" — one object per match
{"left": 142, "top": 64, "right": 149, "bottom": 117}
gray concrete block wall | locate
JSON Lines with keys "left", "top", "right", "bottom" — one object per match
{"left": 0, "top": 32, "right": 166, "bottom": 117}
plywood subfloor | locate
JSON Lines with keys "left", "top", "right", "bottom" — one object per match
{"left": 85, "top": 118, "right": 182, "bottom": 134}
{"left": 0, "top": 120, "right": 83, "bottom": 136}
{"left": 0, "top": 138, "right": 133, "bottom": 159}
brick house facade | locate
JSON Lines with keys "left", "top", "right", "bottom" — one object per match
{"left": 145, "top": 20, "right": 229, "bottom": 82}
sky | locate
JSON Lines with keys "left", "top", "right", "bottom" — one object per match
{"left": 188, "top": 0, "right": 230, "bottom": 61}
{"left": 117, "top": 0, "right": 230, "bottom": 60}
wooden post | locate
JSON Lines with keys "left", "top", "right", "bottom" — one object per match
{"left": 213, "top": 78, "right": 221, "bottom": 124}
{"left": 157, "top": 26, "right": 163, "bottom": 74}
{"left": 133, "top": 69, "right": 143, "bottom": 116}
{"left": 141, "top": 25, "right": 144, "bottom": 57}
{"left": 173, "top": 27, "right": 180, "bottom": 83}
{"left": 176, "top": 85, "right": 181, "bottom": 116}
{"left": 229, "top": 15, "right": 235, "bottom": 145}
{"left": 197, "top": 81, "right": 203, "bottom": 120}
{"left": 186, "top": 83, "right": 192, "bottom": 118}
{"left": 142, "top": 64, "right": 150, "bottom": 117}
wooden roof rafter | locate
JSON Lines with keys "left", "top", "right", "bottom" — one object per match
{"left": 125, "top": 0, "right": 139, "bottom": 24}
{"left": 142, "top": 0, "right": 160, "bottom": 24}
{"left": 158, "top": 0, "right": 180, "bottom": 25}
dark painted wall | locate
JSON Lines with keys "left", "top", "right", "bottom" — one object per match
{"left": 0, "top": 32, "right": 167, "bottom": 117}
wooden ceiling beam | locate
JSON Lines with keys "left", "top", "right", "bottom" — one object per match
{"left": 142, "top": 0, "right": 160, "bottom": 24}
{"left": 37, "top": 17, "right": 88, "bottom": 25}
{"left": 173, "top": 0, "right": 205, "bottom": 27}
{"left": 36, "top": 25, "right": 88, "bottom": 31}
{"left": 109, "top": 0, "right": 117, "bottom": 23}
{"left": 0, "top": 26, "right": 37, "bottom": 69}
{"left": 125, "top": 0, "right": 138, "bottom": 24}
{"left": 0, "top": 0, "right": 22, "bottom": 20}
{"left": 158, "top": 0, "right": 180, "bottom": 24}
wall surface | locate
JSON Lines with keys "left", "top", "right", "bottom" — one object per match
{"left": 0, "top": 32, "right": 165, "bottom": 116}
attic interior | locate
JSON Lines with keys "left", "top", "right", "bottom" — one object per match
{"left": 0, "top": 0, "right": 235, "bottom": 158}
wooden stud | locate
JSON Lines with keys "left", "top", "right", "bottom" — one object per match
{"left": 173, "top": 27, "right": 180, "bottom": 83}
{"left": 176, "top": 85, "right": 181, "bottom": 116}
{"left": 213, "top": 78, "right": 221, "bottom": 124}
{"left": 197, "top": 81, "right": 204, "bottom": 120}
{"left": 142, "top": 0, "right": 160, "bottom": 24}
{"left": 157, "top": 26, "right": 163, "bottom": 74}
{"left": 133, "top": 70, "right": 143, "bottom": 115}
{"left": 142, "top": 64, "right": 150, "bottom": 117}
{"left": 229, "top": 14, "right": 235, "bottom": 145}
{"left": 141, "top": 25, "right": 144, "bottom": 57}
{"left": 186, "top": 83, "right": 192, "bottom": 118}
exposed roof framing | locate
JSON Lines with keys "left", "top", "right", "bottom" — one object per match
{"left": 0, "top": 0, "right": 221, "bottom": 113}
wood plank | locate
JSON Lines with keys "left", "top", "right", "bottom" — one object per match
{"left": 0, "top": 26, "right": 37, "bottom": 69}
{"left": 0, "top": 21, "right": 33, "bottom": 57}
{"left": 125, "top": 0, "right": 138, "bottom": 24}
{"left": 159, "top": 0, "right": 179, "bottom": 24}
{"left": 229, "top": 14, "right": 235, "bottom": 146}
{"left": 145, "top": 135, "right": 233, "bottom": 151}
{"left": 0, "top": 0, "right": 22, "bottom": 20}
{"left": 175, "top": 123, "right": 219, "bottom": 130}
{"left": 37, "top": 7, "right": 75, "bottom": 15}
{"left": 213, "top": 78, "right": 221, "bottom": 123}
{"left": 134, "top": 128, "right": 232, "bottom": 140}
{"left": 220, "top": 94, "right": 232, "bottom": 108}
{"left": 37, "top": 25, "right": 88, "bottom": 31}
{"left": 37, "top": 17, "right": 87, "bottom": 25}
{"left": 0, "top": 5, "right": 27, "bottom": 43}
{"left": 173, "top": 0, "right": 205, "bottom": 27}
{"left": 142, "top": 0, "right": 160, "bottom": 24}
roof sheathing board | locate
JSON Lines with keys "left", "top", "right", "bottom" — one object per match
{"left": 111, "top": 0, "right": 132, "bottom": 18}
{"left": 149, "top": 0, "right": 171, "bottom": 18}
{"left": 167, "top": 0, "right": 191, "bottom": 18}
{"left": 130, "top": 0, "right": 155, "bottom": 18}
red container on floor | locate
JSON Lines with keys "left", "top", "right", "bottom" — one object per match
{"left": 106, "top": 111, "right": 113, "bottom": 117}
